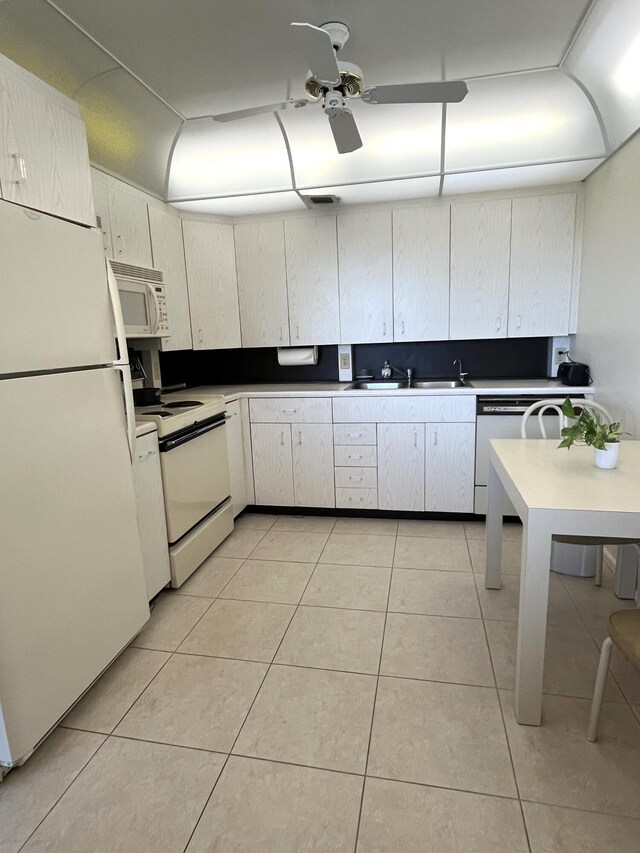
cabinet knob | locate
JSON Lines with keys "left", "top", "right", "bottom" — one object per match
{"left": 496, "top": 316, "right": 502, "bottom": 332}
{"left": 12, "top": 153, "right": 27, "bottom": 184}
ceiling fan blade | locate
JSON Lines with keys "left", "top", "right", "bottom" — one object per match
{"left": 361, "top": 80, "right": 468, "bottom": 105}
{"left": 291, "top": 22, "right": 341, "bottom": 85}
{"left": 328, "top": 109, "right": 362, "bottom": 154}
{"left": 212, "top": 100, "right": 309, "bottom": 122}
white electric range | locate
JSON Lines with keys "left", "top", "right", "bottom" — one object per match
{"left": 135, "top": 392, "right": 233, "bottom": 587}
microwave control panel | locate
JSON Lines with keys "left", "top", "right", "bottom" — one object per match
{"left": 154, "top": 286, "right": 169, "bottom": 335}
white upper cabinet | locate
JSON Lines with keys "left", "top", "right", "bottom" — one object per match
{"left": 148, "top": 205, "right": 193, "bottom": 351}
{"left": 107, "top": 186, "right": 153, "bottom": 267}
{"left": 0, "top": 55, "right": 94, "bottom": 226}
{"left": 285, "top": 217, "right": 340, "bottom": 345}
{"left": 182, "top": 219, "right": 240, "bottom": 350}
{"left": 91, "top": 173, "right": 113, "bottom": 256}
{"left": 450, "top": 199, "right": 511, "bottom": 339}
{"left": 508, "top": 193, "right": 576, "bottom": 337}
{"left": 393, "top": 205, "right": 450, "bottom": 342}
{"left": 338, "top": 210, "right": 393, "bottom": 344}
{"left": 235, "top": 220, "right": 290, "bottom": 347}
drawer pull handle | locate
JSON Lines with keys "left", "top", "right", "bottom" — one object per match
{"left": 347, "top": 433, "right": 361, "bottom": 438}
{"left": 496, "top": 315, "right": 502, "bottom": 332}
{"left": 433, "top": 430, "right": 438, "bottom": 446}
{"left": 401, "top": 320, "right": 405, "bottom": 335}
{"left": 280, "top": 431, "right": 285, "bottom": 446}
{"left": 13, "top": 153, "right": 27, "bottom": 183}
{"left": 349, "top": 455, "right": 362, "bottom": 460}
{"left": 413, "top": 431, "right": 417, "bottom": 448}
{"left": 349, "top": 476, "right": 363, "bottom": 481}
{"left": 516, "top": 314, "right": 522, "bottom": 330}
{"left": 382, "top": 321, "right": 387, "bottom": 336}
{"left": 281, "top": 409, "right": 297, "bottom": 414}
{"left": 297, "top": 430, "right": 302, "bottom": 445}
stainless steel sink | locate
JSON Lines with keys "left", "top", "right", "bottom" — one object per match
{"left": 346, "top": 381, "right": 407, "bottom": 390}
{"left": 410, "top": 380, "right": 471, "bottom": 389}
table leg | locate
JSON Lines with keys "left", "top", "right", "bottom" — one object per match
{"left": 485, "top": 460, "right": 504, "bottom": 589}
{"left": 515, "top": 516, "right": 552, "bottom": 725}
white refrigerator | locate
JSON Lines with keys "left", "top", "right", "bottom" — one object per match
{"left": 0, "top": 199, "right": 150, "bottom": 773}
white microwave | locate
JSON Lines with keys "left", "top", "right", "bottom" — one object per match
{"left": 108, "top": 260, "right": 170, "bottom": 339}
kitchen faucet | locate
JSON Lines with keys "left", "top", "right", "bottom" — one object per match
{"left": 453, "top": 358, "right": 469, "bottom": 385}
{"left": 381, "top": 360, "right": 413, "bottom": 387}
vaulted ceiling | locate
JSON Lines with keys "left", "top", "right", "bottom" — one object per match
{"left": 1, "top": 0, "right": 639, "bottom": 213}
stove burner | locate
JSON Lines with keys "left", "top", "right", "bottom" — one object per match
{"left": 142, "top": 410, "right": 174, "bottom": 417}
{"left": 163, "top": 400, "right": 203, "bottom": 408}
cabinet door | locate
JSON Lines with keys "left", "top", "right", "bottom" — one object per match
{"left": 377, "top": 423, "right": 425, "bottom": 511}
{"left": 285, "top": 217, "right": 340, "bottom": 345}
{"left": 183, "top": 220, "right": 240, "bottom": 349}
{"left": 508, "top": 194, "right": 576, "bottom": 337}
{"left": 91, "top": 172, "right": 113, "bottom": 256}
{"left": 132, "top": 431, "right": 171, "bottom": 600}
{"left": 425, "top": 423, "right": 475, "bottom": 513}
{"left": 226, "top": 400, "right": 248, "bottom": 516}
{"left": 292, "top": 423, "right": 335, "bottom": 508}
{"left": 251, "top": 423, "right": 294, "bottom": 506}
{"left": 338, "top": 210, "right": 393, "bottom": 343}
{"left": 393, "top": 206, "right": 450, "bottom": 341}
{"left": 0, "top": 60, "right": 94, "bottom": 225}
{"left": 148, "top": 206, "right": 193, "bottom": 351}
{"left": 235, "top": 220, "right": 290, "bottom": 347}
{"left": 450, "top": 200, "right": 511, "bottom": 339}
{"left": 107, "top": 186, "right": 153, "bottom": 267}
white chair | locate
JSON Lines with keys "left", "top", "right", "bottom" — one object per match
{"left": 521, "top": 398, "right": 639, "bottom": 586}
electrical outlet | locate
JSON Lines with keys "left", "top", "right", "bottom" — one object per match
{"left": 553, "top": 347, "right": 568, "bottom": 365}
{"left": 338, "top": 345, "right": 353, "bottom": 382}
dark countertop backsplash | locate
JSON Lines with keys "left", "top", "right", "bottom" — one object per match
{"left": 159, "top": 337, "right": 549, "bottom": 389}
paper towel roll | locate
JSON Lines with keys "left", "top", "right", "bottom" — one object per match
{"left": 277, "top": 346, "right": 318, "bottom": 366}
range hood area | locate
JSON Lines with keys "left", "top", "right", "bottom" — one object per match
{"left": 0, "top": 0, "right": 639, "bottom": 213}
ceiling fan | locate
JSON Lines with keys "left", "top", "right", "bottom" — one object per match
{"left": 211, "top": 21, "right": 468, "bottom": 154}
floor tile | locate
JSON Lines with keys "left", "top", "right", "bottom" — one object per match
{"left": 275, "top": 606, "right": 385, "bottom": 674}
{"left": 320, "top": 532, "right": 396, "bottom": 568}
{"left": 62, "top": 648, "right": 170, "bottom": 734}
{"left": 397, "top": 519, "right": 465, "bottom": 538}
{"left": 233, "top": 665, "right": 376, "bottom": 774}
{"left": 220, "top": 559, "right": 315, "bottom": 604}
{"left": 186, "top": 756, "right": 362, "bottom": 853}
{"left": 333, "top": 517, "right": 398, "bottom": 535}
{"left": 301, "top": 563, "right": 391, "bottom": 611}
{"left": 464, "top": 520, "right": 523, "bottom": 541}
{"left": 173, "top": 556, "right": 243, "bottom": 598}
{"left": 233, "top": 513, "right": 278, "bottom": 530}
{"left": 485, "top": 620, "right": 624, "bottom": 701}
{"left": 501, "top": 690, "right": 640, "bottom": 818}
{"left": 249, "top": 530, "right": 329, "bottom": 563}
{"left": 131, "top": 593, "right": 212, "bottom": 652}
{"left": 214, "top": 526, "right": 268, "bottom": 558}
{"left": 468, "top": 538, "right": 522, "bottom": 575}
{"left": 0, "top": 728, "right": 105, "bottom": 853}
{"left": 389, "top": 569, "right": 481, "bottom": 618}
{"left": 393, "top": 536, "right": 472, "bottom": 572}
{"left": 474, "top": 573, "right": 582, "bottom": 626}
{"left": 560, "top": 572, "right": 637, "bottom": 638}
{"left": 633, "top": 705, "right": 640, "bottom": 724}
{"left": 522, "top": 801, "right": 640, "bottom": 853}
{"left": 272, "top": 515, "right": 336, "bottom": 533}
{"left": 609, "top": 646, "right": 640, "bottom": 705}
{"left": 368, "top": 677, "right": 516, "bottom": 797}
{"left": 356, "top": 777, "right": 528, "bottom": 853}
{"left": 380, "top": 613, "right": 494, "bottom": 686}
{"left": 178, "top": 599, "right": 295, "bottom": 662}
{"left": 115, "top": 655, "right": 267, "bottom": 752}
{"left": 21, "top": 737, "right": 224, "bottom": 853}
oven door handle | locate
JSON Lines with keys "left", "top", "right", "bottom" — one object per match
{"left": 160, "top": 416, "right": 226, "bottom": 451}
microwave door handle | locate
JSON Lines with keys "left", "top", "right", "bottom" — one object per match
{"left": 114, "top": 363, "right": 136, "bottom": 462}
{"left": 106, "top": 260, "right": 128, "bottom": 365}
{"left": 146, "top": 282, "right": 161, "bottom": 334}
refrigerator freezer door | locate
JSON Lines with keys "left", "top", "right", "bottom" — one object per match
{"left": 0, "top": 201, "right": 115, "bottom": 375}
{"left": 0, "top": 368, "right": 149, "bottom": 767}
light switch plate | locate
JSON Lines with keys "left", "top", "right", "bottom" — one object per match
{"left": 338, "top": 345, "right": 353, "bottom": 382}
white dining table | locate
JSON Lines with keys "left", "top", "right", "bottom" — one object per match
{"left": 486, "top": 439, "right": 640, "bottom": 726}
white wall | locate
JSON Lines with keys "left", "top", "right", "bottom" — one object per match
{"left": 574, "top": 132, "right": 640, "bottom": 435}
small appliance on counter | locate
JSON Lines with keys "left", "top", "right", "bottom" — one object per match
{"left": 558, "top": 358, "right": 591, "bottom": 386}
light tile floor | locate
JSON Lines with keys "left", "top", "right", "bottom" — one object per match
{"left": 4, "top": 514, "right": 640, "bottom": 852}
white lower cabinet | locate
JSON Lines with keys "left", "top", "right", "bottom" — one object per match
{"left": 226, "top": 399, "right": 254, "bottom": 517}
{"left": 251, "top": 423, "right": 294, "bottom": 506}
{"left": 292, "top": 424, "right": 335, "bottom": 508}
{"left": 132, "top": 430, "right": 171, "bottom": 600}
{"left": 378, "top": 423, "right": 425, "bottom": 512}
{"left": 425, "top": 422, "right": 475, "bottom": 513}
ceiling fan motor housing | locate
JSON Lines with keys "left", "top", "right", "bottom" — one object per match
{"left": 305, "top": 61, "right": 364, "bottom": 100}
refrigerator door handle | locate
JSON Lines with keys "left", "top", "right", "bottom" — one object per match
{"left": 106, "top": 259, "right": 128, "bottom": 366}
{"left": 115, "top": 363, "right": 136, "bottom": 462}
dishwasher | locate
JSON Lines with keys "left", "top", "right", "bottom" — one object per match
{"left": 475, "top": 394, "right": 595, "bottom": 576}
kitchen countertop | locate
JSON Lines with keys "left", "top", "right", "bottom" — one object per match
{"left": 179, "top": 379, "right": 593, "bottom": 401}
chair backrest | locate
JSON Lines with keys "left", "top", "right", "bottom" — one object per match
{"left": 520, "top": 398, "right": 612, "bottom": 439}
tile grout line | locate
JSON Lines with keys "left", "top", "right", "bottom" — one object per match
{"left": 463, "top": 529, "right": 534, "bottom": 853}
{"left": 352, "top": 531, "right": 397, "bottom": 853}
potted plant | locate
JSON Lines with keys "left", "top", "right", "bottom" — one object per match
{"left": 558, "top": 397, "right": 628, "bottom": 469}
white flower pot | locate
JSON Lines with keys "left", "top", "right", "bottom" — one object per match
{"left": 594, "top": 442, "right": 620, "bottom": 469}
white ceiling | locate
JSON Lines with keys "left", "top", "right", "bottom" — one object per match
{"left": 0, "top": 0, "right": 639, "bottom": 212}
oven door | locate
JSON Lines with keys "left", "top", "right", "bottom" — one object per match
{"left": 159, "top": 415, "right": 231, "bottom": 544}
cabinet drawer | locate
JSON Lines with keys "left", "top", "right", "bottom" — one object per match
{"left": 334, "top": 445, "right": 377, "bottom": 467}
{"left": 336, "top": 488, "right": 378, "bottom": 510}
{"left": 333, "top": 423, "right": 377, "bottom": 445}
{"left": 335, "top": 467, "right": 377, "bottom": 489}
{"left": 333, "top": 395, "right": 475, "bottom": 423}
{"left": 250, "top": 397, "right": 332, "bottom": 423}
